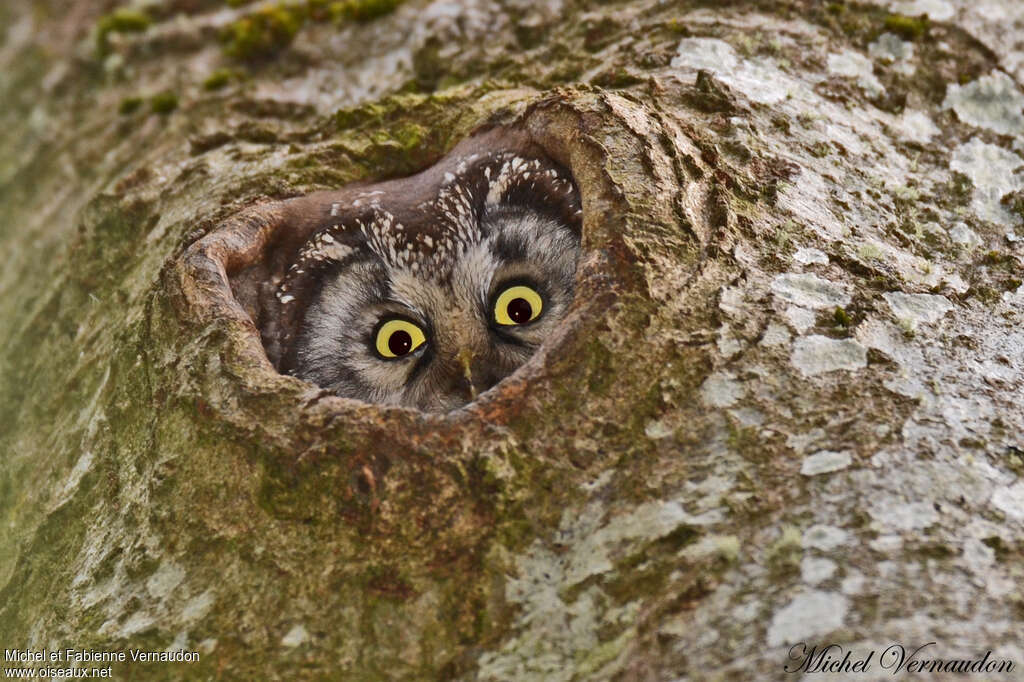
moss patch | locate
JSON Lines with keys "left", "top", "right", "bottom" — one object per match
{"left": 150, "top": 91, "right": 179, "bottom": 114}
{"left": 883, "top": 13, "right": 929, "bottom": 40}
{"left": 326, "top": 0, "right": 403, "bottom": 22}
{"left": 96, "top": 8, "right": 152, "bottom": 55}
{"left": 202, "top": 68, "right": 236, "bottom": 90}
{"left": 221, "top": 0, "right": 405, "bottom": 59}
{"left": 221, "top": 4, "right": 304, "bottom": 59}
{"left": 833, "top": 306, "right": 851, "bottom": 327}
{"left": 118, "top": 96, "right": 144, "bottom": 115}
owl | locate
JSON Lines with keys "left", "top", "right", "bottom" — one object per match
{"left": 272, "top": 130, "right": 582, "bottom": 412}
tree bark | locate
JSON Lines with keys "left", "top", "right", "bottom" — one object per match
{"left": 2, "top": 0, "right": 1023, "bottom": 679}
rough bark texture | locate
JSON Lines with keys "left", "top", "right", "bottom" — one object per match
{"left": 2, "top": 0, "right": 1023, "bottom": 679}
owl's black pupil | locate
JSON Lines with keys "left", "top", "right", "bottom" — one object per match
{"left": 388, "top": 330, "right": 413, "bottom": 355}
{"left": 508, "top": 298, "right": 533, "bottom": 324}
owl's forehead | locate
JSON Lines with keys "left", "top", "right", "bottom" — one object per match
{"left": 386, "top": 247, "right": 493, "bottom": 313}
{"left": 305, "top": 151, "right": 576, "bottom": 277}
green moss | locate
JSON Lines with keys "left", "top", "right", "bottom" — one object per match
{"left": 496, "top": 517, "right": 539, "bottom": 552}
{"left": 370, "top": 121, "right": 426, "bottom": 152}
{"left": 150, "top": 91, "right": 179, "bottom": 115}
{"left": 362, "top": 564, "right": 416, "bottom": 600}
{"left": 101, "top": 8, "right": 152, "bottom": 33}
{"left": 221, "top": 4, "right": 305, "bottom": 59}
{"left": 118, "top": 96, "right": 144, "bottom": 115}
{"left": 765, "top": 525, "right": 802, "bottom": 569}
{"left": 973, "top": 286, "right": 1002, "bottom": 303}
{"left": 883, "top": 13, "right": 928, "bottom": 40}
{"left": 833, "top": 306, "right": 851, "bottom": 327}
{"left": 982, "top": 250, "right": 1015, "bottom": 268}
{"left": 726, "top": 422, "right": 760, "bottom": 455}
{"left": 202, "top": 68, "right": 235, "bottom": 90}
{"left": 665, "top": 18, "right": 689, "bottom": 35}
{"left": 324, "top": 88, "right": 507, "bottom": 177}
{"left": 96, "top": 7, "right": 152, "bottom": 54}
{"left": 328, "top": 0, "right": 404, "bottom": 22}
{"left": 219, "top": 0, "right": 402, "bottom": 54}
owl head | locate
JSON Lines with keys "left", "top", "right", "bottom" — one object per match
{"left": 276, "top": 138, "right": 582, "bottom": 411}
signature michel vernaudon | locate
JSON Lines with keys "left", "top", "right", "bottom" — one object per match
{"left": 784, "top": 642, "right": 1014, "bottom": 675}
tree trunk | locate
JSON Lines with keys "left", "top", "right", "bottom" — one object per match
{"left": 2, "top": 0, "right": 1023, "bottom": 679}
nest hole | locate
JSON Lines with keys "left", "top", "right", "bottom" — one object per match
{"left": 213, "top": 124, "right": 598, "bottom": 412}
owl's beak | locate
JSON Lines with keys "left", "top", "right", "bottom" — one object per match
{"left": 456, "top": 348, "right": 477, "bottom": 400}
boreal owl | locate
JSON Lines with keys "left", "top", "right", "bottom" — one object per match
{"left": 273, "top": 130, "right": 582, "bottom": 412}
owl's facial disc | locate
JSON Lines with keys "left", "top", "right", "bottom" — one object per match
{"left": 286, "top": 148, "right": 582, "bottom": 411}
{"left": 369, "top": 281, "right": 545, "bottom": 367}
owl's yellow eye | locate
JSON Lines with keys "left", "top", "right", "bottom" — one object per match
{"left": 375, "top": 319, "right": 426, "bottom": 358}
{"left": 494, "top": 285, "right": 543, "bottom": 326}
